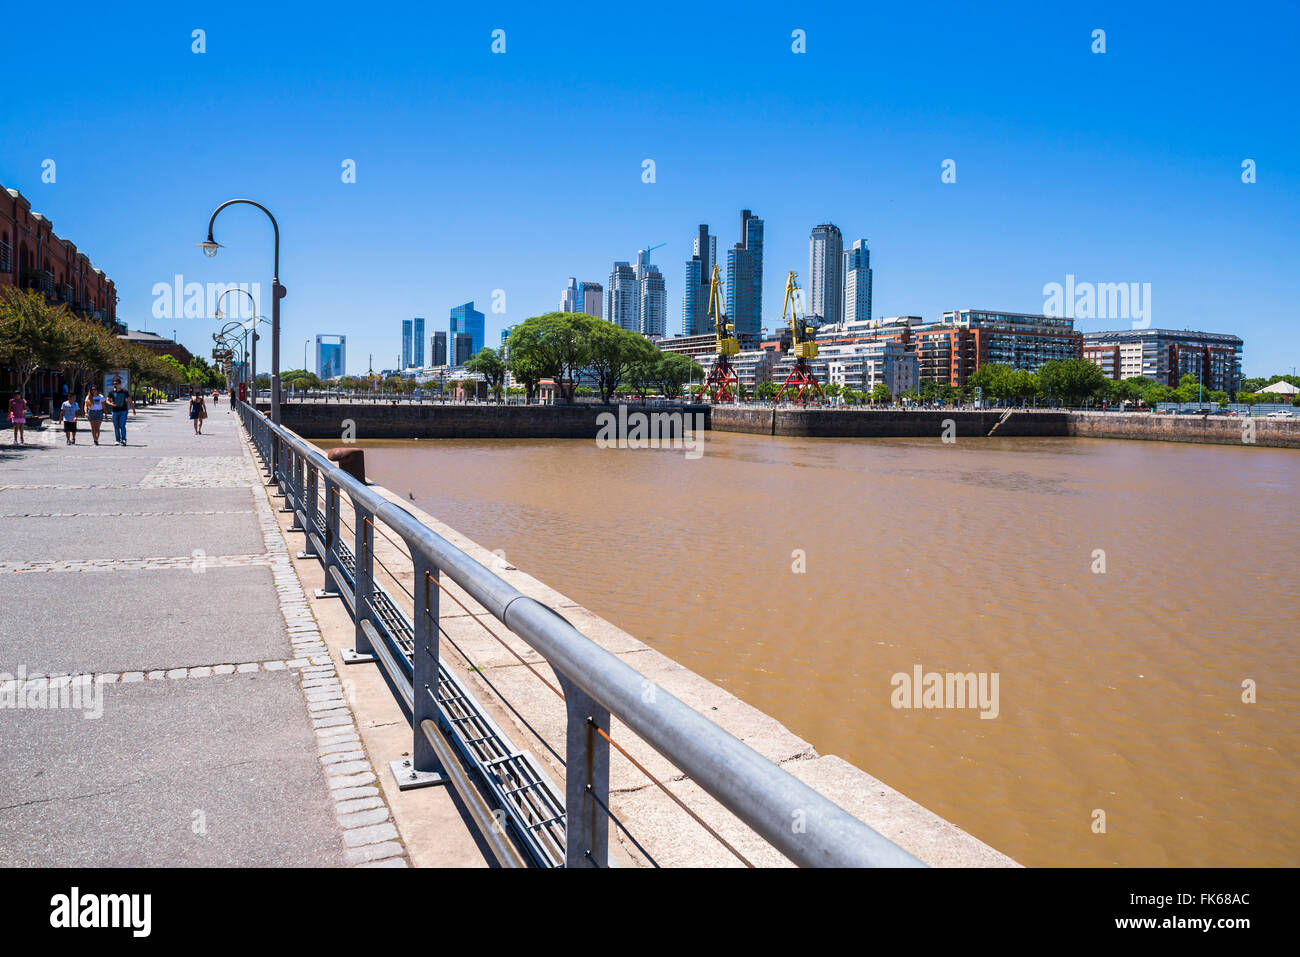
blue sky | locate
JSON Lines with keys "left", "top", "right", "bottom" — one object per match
{"left": 3, "top": 0, "right": 1296, "bottom": 376}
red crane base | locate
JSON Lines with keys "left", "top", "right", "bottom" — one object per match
{"left": 776, "top": 362, "right": 824, "bottom": 405}
{"left": 703, "top": 360, "right": 740, "bottom": 403}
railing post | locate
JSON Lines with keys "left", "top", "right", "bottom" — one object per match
{"left": 413, "top": 556, "right": 440, "bottom": 770}
{"left": 391, "top": 553, "right": 447, "bottom": 789}
{"left": 316, "top": 483, "right": 341, "bottom": 599}
{"left": 300, "top": 462, "right": 319, "bottom": 559}
{"left": 556, "top": 675, "right": 610, "bottom": 868}
{"left": 346, "top": 502, "right": 377, "bottom": 663}
{"left": 287, "top": 447, "right": 305, "bottom": 529}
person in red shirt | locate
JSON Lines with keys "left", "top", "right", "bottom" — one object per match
{"left": 8, "top": 392, "right": 27, "bottom": 445}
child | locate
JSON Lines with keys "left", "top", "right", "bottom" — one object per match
{"left": 60, "top": 394, "right": 81, "bottom": 445}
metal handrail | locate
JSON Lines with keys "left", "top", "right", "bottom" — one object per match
{"left": 238, "top": 400, "right": 924, "bottom": 868}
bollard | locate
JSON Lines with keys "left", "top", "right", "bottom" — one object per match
{"left": 328, "top": 447, "right": 366, "bottom": 484}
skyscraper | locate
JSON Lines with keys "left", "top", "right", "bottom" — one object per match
{"left": 607, "top": 262, "right": 638, "bottom": 331}
{"left": 725, "top": 210, "right": 763, "bottom": 341}
{"left": 581, "top": 282, "right": 603, "bottom": 319}
{"left": 635, "top": 248, "right": 666, "bottom": 337}
{"left": 561, "top": 278, "right": 604, "bottom": 318}
{"left": 316, "top": 334, "right": 346, "bottom": 379}
{"left": 843, "top": 239, "right": 873, "bottom": 325}
{"left": 682, "top": 224, "right": 715, "bottom": 336}
{"left": 430, "top": 330, "right": 447, "bottom": 367}
{"left": 449, "top": 302, "right": 485, "bottom": 356}
{"left": 808, "top": 225, "right": 843, "bottom": 327}
{"left": 401, "top": 319, "right": 413, "bottom": 368}
{"left": 451, "top": 332, "right": 474, "bottom": 366}
{"left": 560, "top": 277, "right": 581, "bottom": 312}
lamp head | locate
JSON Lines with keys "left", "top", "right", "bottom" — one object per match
{"left": 197, "top": 238, "right": 222, "bottom": 258}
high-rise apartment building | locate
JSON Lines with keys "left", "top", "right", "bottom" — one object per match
{"left": 636, "top": 248, "right": 666, "bottom": 337}
{"left": 807, "top": 224, "right": 843, "bottom": 327}
{"left": 581, "top": 282, "right": 603, "bottom": 319}
{"left": 560, "top": 277, "right": 604, "bottom": 319}
{"left": 560, "top": 277, "right": 581, "bottom": 313}
{"left": 315, "top": 334, "right": 346, "bottom": 379}
{"left": 725, "top": 210, "right": 763, "bottom": 341}
{"left": 843, "top": 239, "right": 873, "bottom": 325}
{"left": 682, "top": 224, "right": 716, "bottom": 336}
{"left": 449, "top": 302, "right": 484, "bottom": 356}
{"left": 1082, "top": 329, "right": 1243, "bottom": 392}
{"left": 430, "top": 330, "right": 447, "bottom": 367}
{"left": 401, "top": 317, "right": 425, "bottom": 368}
{"left": 607, "top": 261, "right": 639, "bottom": 332}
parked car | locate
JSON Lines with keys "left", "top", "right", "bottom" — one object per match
{"left": 1265, "top": 410, "right": 1294, "bottom": 418}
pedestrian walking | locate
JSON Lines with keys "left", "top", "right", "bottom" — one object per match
{"left": 105, "top": 376, "right": 133, "bottom": 445}
{"left": 229, "top": 388, "right": 236, "bottom": 412}
{"left": 189, "top": 390, "right": 208, "bottom": 435}
{"left": 7, "top": 391, "right": 27, "bottom": 445}
{"left": 84, "top": 384, "right": 106, "bottom": 445}
{"left": 60, "top": 394, "right": 81, "bottom": 445}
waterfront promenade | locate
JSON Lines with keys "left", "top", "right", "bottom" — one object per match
{"left": 0, "top": 400, "right": 1017, "bottom": 868}
{"left": 0, "top": 402, "right": 420, "bottom": 866}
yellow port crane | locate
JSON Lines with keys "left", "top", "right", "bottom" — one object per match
{"left": 775, "top": 270, "right": 824, "bottom": 404}
{"left": 702, "top": 263, "right": 740, "bottom": 402}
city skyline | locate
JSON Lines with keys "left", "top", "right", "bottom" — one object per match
{"left": 1, "top": 4, "right": 1294, "bottom": 377}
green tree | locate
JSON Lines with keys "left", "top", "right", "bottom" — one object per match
{"left": 506, "top": 312, "right": 591, "bottom": 402}
{"left": 464, "top": 347, "right": 508, "bottom": 400}
{"left": 823, "top": 382, "right": 843, "bottom": 401}
{"left": 754, "top": 379, "right": 779, "bottom": 401}
{"left": 0, "top": 287, "right": 72, "bottom": 395}
{"left": 1141, "top": 383, "right": 1172, "bottom": 407}
{"left": 58, "top": 313, "right": 118, "bottom": 397}
{"left": 870, "top": 382, "right": 892, "bottom": 404}
{"left": 584, "top": 320, "right": 658, "bottom": 403}
{"left": 654, "top": 353, "right": 702, "bottom": 399}
{"left": 968, "top": 362, "right": 1014, "bottom": 400}
{"left": 1036, "top": 359, "right": 1109, "bottom": 407}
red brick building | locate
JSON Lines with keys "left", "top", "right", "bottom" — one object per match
{"left": 1, "top": 182, "right": 117, "bottom": 327}
{"left": 2, "top": 181, "right": 118, "bottom": 413}
{"left": 116, "top": 329, "right": 193, "bottom": 366}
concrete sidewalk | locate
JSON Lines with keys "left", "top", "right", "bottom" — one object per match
{"left": 0, "top": 401, "right": 407, "bottom": 866}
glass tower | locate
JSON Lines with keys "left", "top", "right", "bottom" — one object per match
{"left": 449, "top": 302, "right": 485, "bottom": 356}
{"left": 843, "top": 239, "right": 873, "bottom": 325}
{"left": 725, "top": 210, "right": 763, "bottom": 341}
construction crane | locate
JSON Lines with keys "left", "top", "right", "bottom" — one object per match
{"left": 702, "top": 263, "right": 740, "bottom": 402}
{"left": 775, "top": 270, "right": 824, "bottom": 405}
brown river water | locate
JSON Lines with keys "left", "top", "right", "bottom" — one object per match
{"left": 351, "top": 431, "right": 1299, "bottom": 867}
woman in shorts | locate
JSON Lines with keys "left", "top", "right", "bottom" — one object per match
{"left": 188, "top": 390, "right": 207, "bottom": 435}
{"left": 84, "top": 384, "right": 106, "bottom": 445}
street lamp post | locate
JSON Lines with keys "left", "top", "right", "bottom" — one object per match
{"left": 198, "top": 199, "right": 286, "bottom": 425}
{"left": 213, "top": 288, "right": 260, "bottom": 400}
